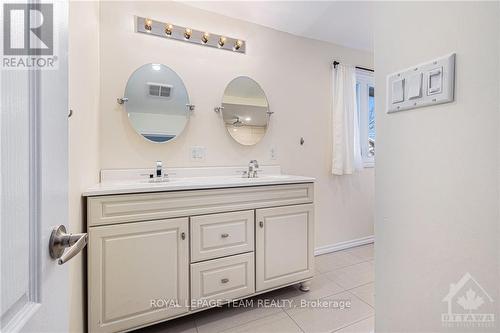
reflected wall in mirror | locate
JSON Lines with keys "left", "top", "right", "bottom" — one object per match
{"left": 221, "top": 76, "right": 269, "bottom": 145}
{"left": 124, "top": 63, "right": 190, "bottom": 143}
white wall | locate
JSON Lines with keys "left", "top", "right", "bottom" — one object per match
{"left": 68, "top": 2, "right": 100, "bottom": 332}
{"left": 374, "top": 2, "right": 500, "bottom": 332}
{"left": 99, "top": 1, "right": 374, "bottom": 252}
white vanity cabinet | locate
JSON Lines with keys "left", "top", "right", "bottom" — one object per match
{"left": 85, "top": 182, "right": 314, "bottom": 333}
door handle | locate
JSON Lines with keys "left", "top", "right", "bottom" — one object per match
{"left": 49, "top": 225, "right": 88, "bottom": 265}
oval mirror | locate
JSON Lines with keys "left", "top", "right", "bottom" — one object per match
{"left": 221, "top": 77, "right": 269, "bottom": 145}
{"left": 124, "top": 63, "right": 190, "bottom": 143}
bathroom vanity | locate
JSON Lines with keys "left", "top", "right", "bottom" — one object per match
{"left": 84, "top": 166, "right": 315, "bottom": 333}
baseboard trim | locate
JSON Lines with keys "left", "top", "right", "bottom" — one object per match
{"left": 314, "top": 235, "right": 374, "bottom": 256}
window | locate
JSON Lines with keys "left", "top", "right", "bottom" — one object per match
{"left": 356, "top": 69, "right": 375, "bottom": 167}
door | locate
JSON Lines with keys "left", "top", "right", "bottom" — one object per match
{"left": 255, "top": 204, "right": 315, "bottom": 292}
{"left": 0, "top": 1, "right": 72, "bottom": 332}
{"left": 88, "top": 218, "right": 189, "bottom": 333}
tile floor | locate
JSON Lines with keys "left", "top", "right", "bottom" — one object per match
{"left": 138, "top": 244, "right": 375, "bottom": 333}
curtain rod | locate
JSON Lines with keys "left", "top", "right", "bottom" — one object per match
{"left": 333, "top": 61, "right": 374, "bottom": 72}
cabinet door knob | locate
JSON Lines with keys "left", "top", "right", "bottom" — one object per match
{"left": 181, "top": 232, "right": 186, "bottom": 240}
{"left": 259, "top": 221, "right": 264, "bottom": 228}
{"left": 221, "top": 278, "right": 229, "bottom": 284}
{"left": 221, "top": 233, "right": 229, "bottom": 238}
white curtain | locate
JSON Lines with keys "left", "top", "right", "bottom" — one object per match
{"left": 331, "top": 63, "right": 363, "bottom": 175}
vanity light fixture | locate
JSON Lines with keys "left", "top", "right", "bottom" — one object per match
{"left": 201, "top": 32, "right": 209, "bottom": 44}
{"left": 165, "top": 24, "right": 173, "bottom": 36}
{"left": 218, "top": 36, "right": 226, "bottom": 48}
{"left": 135, "top": 16, "right": 246, "bottom": 54}
{"left": 144, "top": 18, "right": 153, "bottom": 31}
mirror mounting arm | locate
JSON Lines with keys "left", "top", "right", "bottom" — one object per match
{"left": 117, "top": 97, "right": 129, "bottom": 105}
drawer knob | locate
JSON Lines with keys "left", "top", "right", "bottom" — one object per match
{"left": 221, "top": 278, "right": 229, "bottom": 284}
{"left": 259, "top": 221, "right": 264, "bottom": 228}
{"left": 221, "top": 233, "right": 229, "bottom": 238}
{"left": 181, "top": 232, "right": 186, "bottom": 240}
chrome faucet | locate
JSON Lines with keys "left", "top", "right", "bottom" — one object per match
{"left": 248, "top": 160, "right": 259, "bottom": 178}
{"left": 153, "top": 160, "right": 168, "bottom": 182}
{"left": 156, "top": 161, "right": 163, "bottom": 178}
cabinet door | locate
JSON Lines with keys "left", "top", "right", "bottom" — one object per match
{"left": 255, "top": 204, "right": 314, "bottom": 292}
{"left": 89, "top": 218, "right": 189, "bottom": 333}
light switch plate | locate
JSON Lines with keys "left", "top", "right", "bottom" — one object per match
{"left": 387, "top": 53, "right": 455, "bottom": 113}
{"left": 270, "top": 147, "right": 277, "bottom": 160}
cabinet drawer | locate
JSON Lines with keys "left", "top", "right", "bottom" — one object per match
{"left": 191, "top": 210, "right": 254, "bottom": 262}
{"left": 190, "top": 252, "right": 255, "bottom": 309}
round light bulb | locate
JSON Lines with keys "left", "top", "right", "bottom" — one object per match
{"left": 234, "top": 40, "right": 243, "bottom": 50}
{"left": 145, "top": 19, "right": 153, "bottom": 31}
{"left": 218, "top": 36, "right": 226, "bottom": 47}
{"left": 201, "top": 33, "right": 210, "bottom": 44}
{"left": 165, "top": 24, "right": 173, "bottom": 35}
